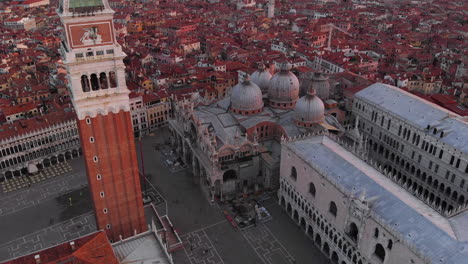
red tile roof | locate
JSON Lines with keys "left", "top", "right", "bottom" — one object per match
{"left": 1, "top": 231, "right": 118, "bottom": 264}
{"left": 0, "top": 109, "right": 75, "bottom": 141}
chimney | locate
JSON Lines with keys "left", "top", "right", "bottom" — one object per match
{"left": 69, "top": 241, "right": 75, "bottom": 251}
{"left": 34, "top": 254, "right": 40, "bottom": 264}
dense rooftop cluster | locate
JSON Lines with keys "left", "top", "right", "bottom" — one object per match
{"left": 0, "top": 0, "right": 467, "bottom": 137}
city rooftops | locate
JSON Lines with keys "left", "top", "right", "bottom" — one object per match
{"left": 356, "top": 83, "right": 468, "bottom": 153}
{"left": 284, "top": 135, "right": 468, "bottom": 264}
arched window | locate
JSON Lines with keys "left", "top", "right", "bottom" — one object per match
{"left": 374, "top": 228, "right": 379, "bottom": 238}
{"left": 374, "top": 243, "right": 386, "bottom": 262}
{"left": 109, "top": 71, "right": 117, "bottom": 88}
{"left": 348, "top": 222, "right": 359, "bottom": 242}
{"left": 90, "top": 73, "right": 99, "bottom": 91}
{"left": 290, "top": 167, "right": 297, "bottom": 181}
{"left": 81, "top": 75, "right": 90, "bottom": 92}
{"left": 309, "top": 182, "right": 316, "bottom": 197}
{"left": 99, "top": 72, "right": 108, "bottom": 89}
{"left": 387, "top": 239, "right": 393, "bottom": 250}
{"left": 329, "top": 201, "right": 337, "bottom": 217}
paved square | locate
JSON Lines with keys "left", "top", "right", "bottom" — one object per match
{"left": 241, "top": 224, "right": 295, "bottom": 264}
{"left": 140, "top": 129, "right": 329, "bottom": 264}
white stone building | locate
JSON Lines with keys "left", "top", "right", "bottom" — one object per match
{"left": 0, "top": 115, "right": 81, "bottom": 180}
{"left": 352, "top": 83, "right": 468, "bottom": 216}
{"left": 129, "top": 95, "right": 148, "bottom": 136}
{"left": 278, "top": 133, "right": 468, "bottom": 264}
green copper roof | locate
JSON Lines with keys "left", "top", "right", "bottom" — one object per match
{"left": 69, "top": 0, "right": 104, "bottom": 9}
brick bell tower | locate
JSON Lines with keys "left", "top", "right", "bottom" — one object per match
{"left": 58, "top": 0, "right": 147, "bottom": 241}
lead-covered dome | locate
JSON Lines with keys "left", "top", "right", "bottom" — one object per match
{"left": 294, "top": 88, "right": 325, "bottom": 127}
{"left": 250, "top": 63, "right": 272, "bottom": 93}
{"left": 299, "top": 72, "right": 330, "bottom": 99}
{"left": 268, "top": 62, "right": 299, "bottom": 109}
{"left": 230, "top": 75, "right": 264, "bottom": 115}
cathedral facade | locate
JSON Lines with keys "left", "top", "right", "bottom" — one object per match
{"left": 168, "top": 62, "right": 340, "bottom": 201}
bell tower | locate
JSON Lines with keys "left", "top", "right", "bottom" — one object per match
{"left": 58, "top": 0, "right": 147, "bottom": 241}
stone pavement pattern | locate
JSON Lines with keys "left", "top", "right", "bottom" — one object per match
{"left": 242, "top": 224, "right": 295, "bottom": 264}
{"left": 181, "top": 229, "right": 224, "bottom": 264}
{"left": 0, "top": 212, "right": 96, "bottom": 262}
{"left": 141, "top": 129, "right": 329, "bottom": 264}
{"left": 0, "top": 158, "right": 86, "bottom": 217}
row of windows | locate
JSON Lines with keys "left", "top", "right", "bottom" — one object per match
{"left": 379, "top": 135, "right": 464, "bottom": 193}
{"left": 373, "top": 143, "right": 466, "bottom": 210}
{"left": 149, "top": 110, "right": 169, "bottom": 119}
{"left": 290, "top": 167, "right": 337, "bottom": 217}
{"left": 0, "top": 129, "right": 77, "bottom": 158}
{"left": 281, "top": 180, "right": 390, "bottom": 264}
{"left": 364, "top": 116, "right": 467, "bottom": 182}
{"left": 81, "top": 72, "right": 117, "bottom": 92}
{"left": 0, "top": 141, "right": 78, "bottom": 170}
{"left": 75, "top": 49, "right": 114, "bottom": 59}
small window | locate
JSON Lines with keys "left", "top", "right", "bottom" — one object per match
{"left": 97, "top": 174, "right": 102, "bottom": 180}
{"left": 103, "top": 208, "right": 108, "bottom": 214}
{"left": 86, "top": 51, "right": 94, "bottom": 57}
{"left": 89, "top": 137, "right": 95, "bottom": 143}
{"left": 387, "top": 239, "right": 393, "bottom": 250}
{"left": 106, "top": 49, "right": 114, "bottom": 54}
{"left": 75, "top": 53, "right": 83, "bottom": 59}
{"left": 348, "top": 222, "right": 359, "bottom": 242}
{"left": 100, "top": 191, "right": 104, "bottom": 197}
{"left": 329, "top": 201, "right": 337, "bottom": 217}
{"left": 290, "top": 167, "right": 297, "bottom": 181}
{"left": 96, "top": 50, "right": 104, "bottom": 56}
{"left": 309, "top": 183, "right": 316, "bottom": 197}
{"left": 374, "top": 228, "right": 379, "bottom": 238}
{"left": 86, "top": 118, "right": 91, "bottom": 124}
{"left": 106, "top": 224, "right": 111, "bottom": 229}
{"left": 93, "top": 156, "right": 98, "bottom": 162}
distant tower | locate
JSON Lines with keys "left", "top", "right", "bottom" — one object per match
{"left": 57, "top": 0, "right": 147, "bottom": 241}
{"left": 267, "top": 0, "right": 275, "bottom": 18}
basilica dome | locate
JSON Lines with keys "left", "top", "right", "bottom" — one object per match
{"left": 299, "top": 72, "right": 330, "bottom": 99}
{"left": 268, "top": 62, "right": 300, "bottom": 109}
{"left": 230, "top": 76, "right": 264, "bottom": 115}
{"left": 250, "top": 63, "right": 272, "bottom": 93}
{"left": 294, "top": 88, "right": 325, "bottom": 127}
